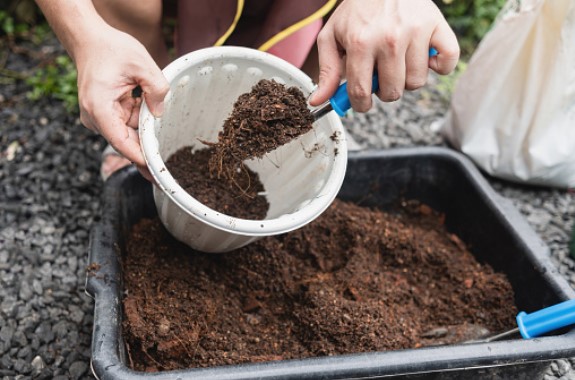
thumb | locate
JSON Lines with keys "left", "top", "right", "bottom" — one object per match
{"left": 139, "top": 69, "right": 170, "bottom": 117}
{"left": 309, "top": 33, "right": 343, "bottom": 106}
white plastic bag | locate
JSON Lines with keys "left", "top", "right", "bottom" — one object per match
{"left": 442, "top": 0, "right": 575, "bottom": 188}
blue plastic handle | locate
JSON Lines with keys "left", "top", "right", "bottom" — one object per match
{"left": 329, "top": 47, "right": 439, "bottom": 116}
{"left": 517, "top": 299, "right": 575, "bottom": 339}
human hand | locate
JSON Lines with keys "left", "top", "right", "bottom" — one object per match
{"left": 309, "top": 0, "right": 459, "bottom": 112}
{"left": 75, "top": 24, "right": 169, "bottom": 181}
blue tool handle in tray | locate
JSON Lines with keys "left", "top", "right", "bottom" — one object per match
{"left": 517, "top": 299, "right": 575, "bottom": 339}
{"left": 329, "top": 47, "right": 439, "bottom": 117}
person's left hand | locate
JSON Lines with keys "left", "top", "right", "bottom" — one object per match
{"left": 74, "top": 24, "right": 169, "bottom": 182}
{"left": 309, "top": 0, "right": 459, "bottom": 111}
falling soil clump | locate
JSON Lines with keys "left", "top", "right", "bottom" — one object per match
{"left": 206, "top": 79, "right": 314, "bottom": 181}
{"left": 122, "top": 199, "right": 517, "bottom": 372}
{"left": 165, "top": 147, "right": 269, "bottom": 219}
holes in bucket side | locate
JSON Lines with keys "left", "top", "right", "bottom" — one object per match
{"left": 222, "top": 63, "right": 238, "bottom": 74}
{"left": 222, "top": 64, "right": 238, "bottom": 82}
{"left": 197, "top": 66, "right": 213, "bottom": 76}
{"left": 270, "top": 76, "right": 286, "bottom": 85}
{"left": 247, "top": 67, "right": 263, "bottom": 77}
{"left": 177, "top": 76, "right": 190, "bottom": 87}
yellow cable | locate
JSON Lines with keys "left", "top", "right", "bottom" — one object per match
{"left": 214, "top": 0, "right": 244, "bottom": 46}
{"left": 257, "top": 0, "right": 337, "bottom": 52}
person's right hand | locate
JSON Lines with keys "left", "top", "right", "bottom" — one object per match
{"left": 309, "top": 0, "right": 459, "bottom": 112}
{"left": 74, "top": 24, "right": 169, "bottom": 181}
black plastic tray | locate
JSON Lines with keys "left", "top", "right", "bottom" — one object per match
{"left": 87, "top": 147, "right": 575, "bottom": 380}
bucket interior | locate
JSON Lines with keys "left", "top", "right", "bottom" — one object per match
{"left": 155, "top": 52, "right": 346, "bottom": 220}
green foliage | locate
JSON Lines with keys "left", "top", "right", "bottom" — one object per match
{"left": 26, "top": 55, "right": 79, "bottom": 112}
{"left": 0, "top": 0, "right": 45, "bottom": 38}
{"left": 0, "top": 1, "right": 78, "bottom": 111}
{"left": 0, "top": 10, "right": 19, "bottom": 36}
{"left": 437, "top": 0, "right": 507, "bottom": 57}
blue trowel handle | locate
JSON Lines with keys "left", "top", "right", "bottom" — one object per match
{"left": 517, "top": 299, "right": 575, "bottom": 339}
{"left": 328, "top": 47, "right": 439, "bottom": 117}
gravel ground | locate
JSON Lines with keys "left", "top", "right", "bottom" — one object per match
{"left": 1, "top": 37, "right": 574, "bottom": 379}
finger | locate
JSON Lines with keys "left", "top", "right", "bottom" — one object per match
{"left": 126, "top": 102, "right": 141, "bottom": 129}
{"left": 139, "top": 67, "right": 170, "bottom": 118}
{"left": 119, "top": 95, "right": 142, "bottom": 129}
{"left": 121, "top": 130, "right": 155, "bottom": 184}
{"left": 112, "top": 128, "right": 146, "bottom": 168}
{"left": 345, "top": 49, "right": 381, "bottom": 112}
{"left": 309, "top": 28, "right": 344, "bottom": 106}
{"left": 136, "top": 163, "right": 155, "bottom": 183}
{"left": 428, "top": 21, "right": 460, "bottom": 75}
{"left": 375, "top": 39, "right": 406, "bottom": 103}
{"left": 95, "top": 109, "right": 146, "bottom": 167}
{"left": 79, "top": 110, "right": 96, "bottom": 132}
{"left": 404, "top": 37, "right": 430, "bottom": 91}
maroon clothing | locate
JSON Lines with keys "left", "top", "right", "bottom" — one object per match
{"left": 173, "top": 0, "right": 334, "bottom": 54}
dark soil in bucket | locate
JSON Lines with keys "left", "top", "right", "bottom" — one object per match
{"left": 205, "top": 79, "right": 314, "bottom": 181}
{"left": 165, "top": 147, "right": 269, "bottom": 220}
{"left": 121, "top": 199, "right": 518, "bottom": 372}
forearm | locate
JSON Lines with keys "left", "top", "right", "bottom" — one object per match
{"left": 34, "top": 0, "right": 108, "bottom": 62}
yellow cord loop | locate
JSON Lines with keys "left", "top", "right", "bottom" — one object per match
{"left": 258, "top": 0, "right": 337, "bottom": 52}
{"left": 214, "top": 0, "right": 245, "bottom": 46}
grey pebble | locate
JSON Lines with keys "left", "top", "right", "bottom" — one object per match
{"left": 12, "top": 358, "right": 32, "bottom": 375}
{"left": 68, "top": 360, "right": 88, "bottom": 380}
{"left": 0, "top": 295, "right": 9, "bottom": 314}
{"left": 555, "top": 360, "right": 573, "bottom": 377}
{"left": 11, "top": 330, "right": 27, "bottom": 348}
{"left": 68, "top": 306, "right": 85, "bottom": 324}
{"left": 34, "top": 368, "right": 54, "bottom": 380}
{"left": 0, "top": 326, "right": 14, "bottom": 344}
{"left": 16, "top": 345, "right": 31, "bottom": 359}
{"left": 31, "top": 355, "right": 46, "bottom": 372}
{"left": 18, "top": 281, "right": 33, "bottom": 301}
{"left": 32, "top": 279, "right": 43, "bottom": 296}
{"left": 34, "top": 321, "right": 54, "bottom": 345}
{"left": 0, "top": 355, "right": 13, "bottom": 370}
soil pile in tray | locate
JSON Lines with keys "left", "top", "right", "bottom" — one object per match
{"left": 122, "top": 200, "right": 517, "bottom": 372}
{"left": 206, "top": 79, "right": 314, "bottom": 181}
{"left": 165, "top": 147, "right": 268, "bottom": 219}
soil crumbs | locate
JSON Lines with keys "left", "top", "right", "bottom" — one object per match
{"left": 122, "top": 199, "right": 517, "bottom": 372}
{"left": 206, "top": 79, "right": 314, "bottom": 181}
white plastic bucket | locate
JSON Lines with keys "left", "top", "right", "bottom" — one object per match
{"left": 139, "top": 46, "right": 347, "bottom": 252}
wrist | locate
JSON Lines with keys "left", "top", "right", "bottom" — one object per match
{"left": 35, "top": 0, "right": 110, "bottom": 62}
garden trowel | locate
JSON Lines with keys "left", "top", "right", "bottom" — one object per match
{"left": 470, "top": 298, "right": 575, "bottom": 343}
